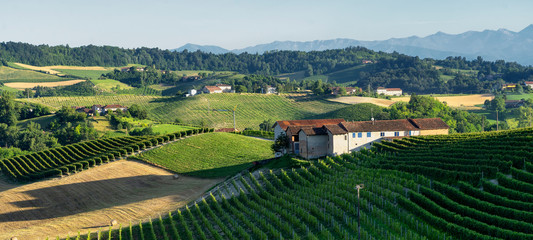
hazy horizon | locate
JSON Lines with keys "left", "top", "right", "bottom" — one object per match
{"left": 2, "top": 0, "right": 532, "bottom": 50}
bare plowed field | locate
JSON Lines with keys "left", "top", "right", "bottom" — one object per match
{"left": 328, "top": 96, "right": 397, "bottom": 107}
{"left": 4, "top": 80, "right": 86, "bottom": 89}
{"left": 395, "top": 94, "right": 494, "bottom": 109}
{"left": 0, "top": 160, "right": 221, "bottom": 240}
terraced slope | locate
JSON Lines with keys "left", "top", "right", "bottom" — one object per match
{"left": 69, "top": 128, "right": 533, "bottom": 240}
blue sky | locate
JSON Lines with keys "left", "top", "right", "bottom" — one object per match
{"left": 1, "top": 0, "right": 532, "bottom": 49}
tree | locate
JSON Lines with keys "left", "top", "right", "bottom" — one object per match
{"left": 305, "top": 64, "right": 313, "bottom": 77}
{"left": 0, "top": 91, "right": 18, "bottom": 126}
{"left": 271, "top": 133, "right": 290, "bottom": 154}
{"left": 259, "top": 119, "right": 275, "bottom": 132}
{"left": 128, "top": 104, "right": 147, "bottom": 119}
{"left": 23, "top": 88, "right": 33, "bottom": 98}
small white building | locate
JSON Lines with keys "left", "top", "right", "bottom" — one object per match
{"left": 265, "top": 85, "right": 277, "bottom": 94}
{"left": 376, "top": 87, "right": 403, "bottom": 96}
{"left": 186, "top": 89, "right": 198, "bottom": 97}
{"left": 524, "top": 81, "right": 533, "bottom": 89}
{"left": 216, "top": 84, "right": 232, "bottom": 93}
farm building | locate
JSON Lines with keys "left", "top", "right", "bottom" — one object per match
{"left": 264, "top": 85, "right": 277, "bottom": 94}
{"left": 330, "top": 87, "right": 361, "bottom": 95}
{"left": 216, "top": 84, "right": 233, "bottom": 93}
{"left": 376, "top": 87, "right": 403, "bottom": 96}
{"left": 524, "top": 81, "right": 533, "bottom": 88}
{"left": 501, "top": 83, "right": 516, "bottom": 90}
{"left": 274, "top": 118, "right": 449, "bottom": 159}
{"left": 203, "top": 86, "right": 223, "bottom": 94}
{"left": 186, "top": 89, "right": 198, "bottom": 97}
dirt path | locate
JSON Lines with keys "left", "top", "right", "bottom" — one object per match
{"left": 0, "top": 160, "right": 222, "bottom": 240}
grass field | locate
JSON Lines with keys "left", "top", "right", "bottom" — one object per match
{"left": 0, "top": 66, "right": 67, "bottom": 83}
{"left": 0, "top": 160, "right": 221, "bottom": 239}
{"left": 19, "top": 93, "right": 348, "bottom": 129}
{"left": 506, "top": 93, "right": 533, "bottom": 100}
{"left": 0, "top": 85, "right": 21, "bottom": 92}
{"left": 54, "top": 69, "right": 112, "bottom": 79}
{"left": 136, "top": 132, "right": 272, "bottom": 178}
{"left": 17, "top": 114, "right": 56, "bottom": 129}
{"left": 91, "top": 79, "right": 134, "bottom": 91}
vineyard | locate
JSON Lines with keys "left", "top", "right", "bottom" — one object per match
{"left": 61, "top": 127, "right": 533, "bottom": 240}
{"left": 0, "top": 128, "right": 212, "bottom": 182}
{"left": 135, "top": 132, "right": 273, "bottom": 178}
{"left": 19, "top": 93, "right": 348, "bottom": 129}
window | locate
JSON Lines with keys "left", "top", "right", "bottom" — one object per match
{"left": 367, "top": 132, "right": 371, "bottom": 137}
{"left": 358, "top": 132, "right": 362, "bottom": 138}
{"left": 380, "top": 132, "right": 385, "bottom": 137}
{"left": 394, "top": 132, "right": 399, "bottom": 137}
{"left": 352, "top": 133, "right": 356, "bottom": 138}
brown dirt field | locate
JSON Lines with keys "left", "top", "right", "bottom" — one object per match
{"left": 328, "top": 96, "right": 397, "bottom": 107}
{"left": 4, "top": 80, "right": 86, "bottom": 89}
{"left": 0, "top": 160, "right": 222, "bottom": 240}
{"left": 394, "top": 94, "right": 494, "bottom": 109}
{"left": 13, "top": 63, "right": 61, "bottom": 75}
{"left": 13, "top": 63, "right": 110, "bottom": 75}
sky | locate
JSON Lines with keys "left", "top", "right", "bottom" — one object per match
{"left": 1, "top": 0, "right": 532, "bottom": 50}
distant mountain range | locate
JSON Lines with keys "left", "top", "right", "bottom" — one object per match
{"left": 173, "top": 24, "right": 533, "bottom": 66}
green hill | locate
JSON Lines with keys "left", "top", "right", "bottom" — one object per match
{"left": 0, "top": 66, "right": 67, "bottom": 83}
{"left": 19, "top": 93, "right": 348, "bottom": 129}
{"left": 69, "top": 127, "right": 533, "bottom": 240}
{"left": 135, "top": 132, "right": 273, "bottom": 178}
{"left": 277, "top": 65, "right": 370, "bottom": 85}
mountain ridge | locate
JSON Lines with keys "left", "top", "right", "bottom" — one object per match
{"left": 173, "top": 25, "right": 533, "bottom": 65}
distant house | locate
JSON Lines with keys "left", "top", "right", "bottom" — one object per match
{"left": 376, "top": 87, "right": 402, "bottom": 96}
{"left": 265, "top": 85, "right": 277, "bottom": 94}
{"left": 502, "top": 83, "right": 517, "bottom": 90}
{"left": 103, "top": 104, "right": 128, "bottom": 113}
{"left": 275, "top": 118, "right": 449, "bottom": 159}
{"left": 186, "top": 89, "right": 198, "bottom": 97}
{"left": 524, "top": 81, "right": 533, "bottom": 88}
{"left": 91, "top": 104, "right": 104, "bottom": 114}
{"left": 216, "top": 84, "right": 233, "bottom": 93}
{"left": 203, "top": 86, "right": 223, "bottom": 94}
{"left": 75, "top": 107, "right": 94, "bottom": 116}
{"left": 362, "top": 60, "right": 373, "bottom": 64}
{"left": 330, "top": 87, "right": 360, "bottom": 95}
{"left": 121, "top": 67, "right": 145, "bottom": 72}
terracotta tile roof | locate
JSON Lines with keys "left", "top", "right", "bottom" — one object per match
{"left": 386, "top": 88, "right": 402, "bottom": 91}
{"left": 216, "top": 84, "right": 231, "bottom": 87}
{"left": 104, "top": 104, "right": 125, "bottom": 109}
{"left": 204, "top": 86, "right": 222, "bottom": 92}
{"left": 525, "top": 81, "right": 533, "bottom": 84}
{"left": 275, "top": 119, "right": 345, "bottom": 131}
{"left": 342, "top": 119, "right": 418, "bottom": 132}
{"left": 298, "top": 126, "right": 328, "bottom": 136}
{"left": 408, "top": 118, "right": 449, "bottom": 130}
{"left": 324, "top": 124, "right": 348, "bottom": 135}
{"left": 286, "top": 125, "right": 312, "bottom": 136}
{"left": 93, "top": 104, "right": 103, "bottom": 108}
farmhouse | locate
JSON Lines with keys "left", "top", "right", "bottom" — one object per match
{"left": 215, "top": 84, "right": 233, "bottom": 92}
{"left": 376, "top": 87, "right": 403, "bottom": 96}
{"left": 275, "top": 118, "right": 449, "bottom": 159}
{"left": 264, "top": 85, "right": 277, "bottom": 94}
{"left": 203, "top": 86, "right": 223, "bottom": 94}
{"left": 330, "top": 87, "right": 361, "bottom": 95}
{"left": 104, "top": 104, "right": 128, "bottom": 113}
{"left": 524, "top": 81, "right": 533, "bottom": 88}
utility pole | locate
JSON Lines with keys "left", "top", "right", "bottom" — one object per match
{"left": 355, "top": 184, "right": 365, "bottom": 240}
